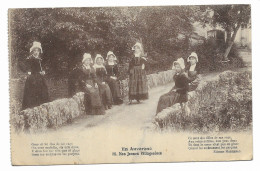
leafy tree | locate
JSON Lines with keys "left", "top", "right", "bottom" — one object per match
{"left": 9, "top": 8, "right": 132, "bottom": 77}
{"left": 198, "top": 5, "right": 251, "bottom": 61}
{"left": 9, "top": 6, "right": 196, "bottom": 78}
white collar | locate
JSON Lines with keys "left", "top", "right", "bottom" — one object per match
{"left": 33, "top": 55, "right": 40, "bottom": 58}
{"left": 134, "top": 53, "right": 141, "bottom": 57}
{"left": 31, "top": 56, "right": 41, "bottom": 60}
{"left": 108, "top": 61, "right": 115, "bottom": 65}
{"left": 93, "top": 64, "right": 105, "bottom": 68}
{"left": 189, "top": 64, "right": 196, "bottom": 71}
{"left": 83, "top": 64, "right": 91, "bottom": 69}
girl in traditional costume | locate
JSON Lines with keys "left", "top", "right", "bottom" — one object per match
{"left": 93, "top": 54, "right": 113, "bottom": 109}
{"left": 186, "top": 52, "right": 201, "bottom": 92}
{"left": 105, "top": 51, "right": 123, "bottom": 105}
{"left": 128, "top": 42, "right": 148, "bottom": 104}
{"left": 156, "top": 58, "right": 190, "bottom": 114}
{"left": 22, "top": 41, "right": 49, "bottom": 110}
{"left": 79, "top": 53, "right": 105, "bottom": 115}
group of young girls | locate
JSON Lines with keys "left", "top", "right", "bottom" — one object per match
{"left": 76, "top": 52, "right": 124, "bottom": 115}
{"left": 22, "top": 41, "right": 149, "bottom": 115}
{"left": 156, "top": 52, "right": 200, "bottom": 115}
{"left": 22, "top": 40, "right": 200, "bottom": 116}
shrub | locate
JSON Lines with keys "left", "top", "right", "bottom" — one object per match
{"left": 191, "top": 41, "right": 245, "bottom": 73}
{"left": 155, "top": 71, "right": 252, "bottom": 133}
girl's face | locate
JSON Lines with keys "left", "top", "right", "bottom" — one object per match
{"left": 108, "top": 55, "right": 114, "bottom": 62}
{"left": 32, "top": 48, "right": 40, "bottom": 58}
{"left": 96, "top": 57, "right": 103, "bottom": 65}
{"left": 189, "top": 56, "right": 197, "bottom": 65}
{"left": 134, "top": 46, "right": 142, "bottom": 55}
{"left": 174, "top": 64, "right": 182, "bottom": 73}
{"left": 84, "top": 58, "right": 92, "bottom": 65}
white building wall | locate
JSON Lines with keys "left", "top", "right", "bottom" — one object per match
{"left": 234, "top": 26, "right": 251, "bottom": 49}
{"left": 193, "top": 22, "right": 251, "bottom": 49}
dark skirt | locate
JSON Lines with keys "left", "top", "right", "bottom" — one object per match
{"left": 84, "top": 80, "right": 105, "bottom": 115}
{"left": 22, "top": 74, "right": 49, "bottom": 110}
{"left": 98, "top": 83, "right": 113, "bottom": 108}
{"left": 128, "top": 66, "right": 148, "bottom": 100}
{"left": 107, "top": 78, "right": 123, "bottom": 104}
{"left": 156, "top": 90, "right": 188, "bottom": 114}
{"left": 188, "top": 80, "right": 200, "bottom": 92}
{"left": 189, "top": 83, "right": 199, "bottom": 92}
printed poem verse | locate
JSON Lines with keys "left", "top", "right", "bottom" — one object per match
{"left": 31, "top": 142, "right": 80, "bottom": 157}
{"left": 188, "top": 136, "right": 241, "bottom": 153}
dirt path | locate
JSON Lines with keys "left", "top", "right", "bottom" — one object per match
{"left": 48, "top": 50, "right": 251, "bottom": 135}
{"left": 52, "top": 83, "right": 173, "bottom": 133}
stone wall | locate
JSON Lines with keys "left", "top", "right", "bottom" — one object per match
{"left": 11, "top": 92, "right": 85, "bottom": 133}
{"left": 11, "top": 70, "right": 175, "bottom": 133}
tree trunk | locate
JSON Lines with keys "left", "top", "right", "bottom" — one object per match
{"left": 223, "top": 23, "right": 241, "bottom": 61}
{"left": 223, "top": 41, "right": 234, "bottom": 61}
{"left": 225, "top": 27, "right": 232, "bottom": 47}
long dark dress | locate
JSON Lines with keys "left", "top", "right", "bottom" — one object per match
{"left": 156, "top": 72, "right": 189, "bottom": 114}
{"left": 105, "top": 63, "right": 123, "bottom": 104}
{"left": 186, "top": 63, "right": 200, "bottom": 92}
{"left": 22, "top": 57, "right": 49, "bottom": 110}
{"left": 78, "top": 65, "right": 105, "bottom": 115}
{"left": 95, "top": 66, "right": 113, "bottom": 109}
{"left": 128, "top": 57, "right": 148, "bottom": 101}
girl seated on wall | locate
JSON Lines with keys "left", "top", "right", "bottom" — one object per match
{"left": 105, "top": 51, "right": 123, "bottom": 105}
{"left": 78, "top": 53, "right": 105, "bottom": 115}
{"left": 93, "top": 54, "right": 113, "bottom": 110}
{"left": 186, "top": 52, "right": 201, "bottom": 92}
{"left": 156, "top": 58, "right": 190, "bottom": 115}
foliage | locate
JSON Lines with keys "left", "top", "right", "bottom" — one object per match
{"left": 9, "top": 7, "right": 196, "bottom": 78}
{"left": 197, "top": 5, "right": 251, "bottom": 59}
{"left": 191, "top": 41, "right": 244, "bottom": 72}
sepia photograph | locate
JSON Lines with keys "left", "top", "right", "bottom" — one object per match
{"left": 8, "top": 4, "right": 252, "bottom": 165}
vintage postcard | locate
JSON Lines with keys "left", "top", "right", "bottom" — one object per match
{"left": 9, "top": 5, "right": 252, "bottom": 165}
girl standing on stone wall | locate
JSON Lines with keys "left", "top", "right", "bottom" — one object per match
{"left": 22, "top": 41, "right": 49, "bottom": 110}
